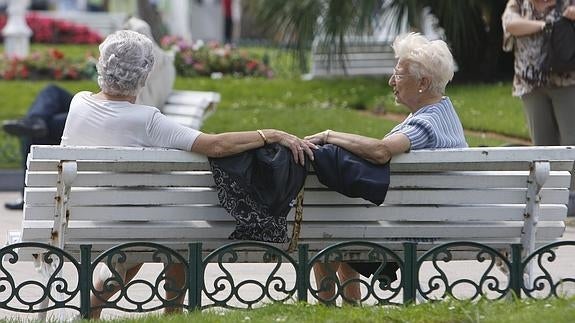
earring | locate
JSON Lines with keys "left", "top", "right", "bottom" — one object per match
{"left": 418, "top": 89, "right": 423, "bottom": 93}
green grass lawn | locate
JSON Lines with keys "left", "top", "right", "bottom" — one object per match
{"left": 0, "top": 45, "right": 528, "bottom": 168}
{"left": 101, "top": 298, "right": 575, "bottom": 323}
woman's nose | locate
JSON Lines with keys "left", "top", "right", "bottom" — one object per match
{"left": 388, "top": 75, "right": 395, "bottom": 86}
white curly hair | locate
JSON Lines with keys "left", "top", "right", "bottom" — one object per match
{"left": 392, "top": 32, "right": 455, "bottom": 96}
{"left": 97, "top": 30, "right": 155, "bottom": 97}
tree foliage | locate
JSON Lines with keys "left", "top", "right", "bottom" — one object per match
{"left": 251, "top": 0, "right": 513, "bottom": 81}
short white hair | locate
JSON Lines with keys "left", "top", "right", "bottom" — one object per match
{"left": 392, "top": 32, "right": 455, "bottom": 96}
{"left": 97, "top": 30, "right": 155, "bottom": 97}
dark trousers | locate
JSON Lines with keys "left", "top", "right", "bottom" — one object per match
{"left": 18, "top": 84, "right": 73, "bottom": 195}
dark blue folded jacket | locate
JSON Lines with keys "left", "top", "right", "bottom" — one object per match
{"left": 312, "top": 144, "right": 390, "bottom": 205}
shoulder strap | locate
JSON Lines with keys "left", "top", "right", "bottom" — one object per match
{"left": 555, "top": 0, "right": 564, "bottom": 19}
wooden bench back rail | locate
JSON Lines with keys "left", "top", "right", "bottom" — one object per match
{"left": 163, "top": 90, "right": 220, "bottom": 130}
{"left": 311, "top": 42, "right": 395, "bottom": 77}
{"left": 21, "top": 146, "right": 574, "bottom": 262}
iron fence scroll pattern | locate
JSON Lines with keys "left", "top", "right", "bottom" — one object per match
{"left": 201, "top": 242, "right": 299, "bottom": 309}
{"left": 522, "top": 241, "right": 575, "bottom": 298}
{"left": 0, "top": 242, "right": 81, "bottom": 314}
{"left": 90, "top": 242, "right": 189, "bottom": 314}
{"left": 0, "top": 240, "right": 574, "bottom": 319}
{"left": 417, "top": 242, "right": 511, "bottom": 301}
{"left": 307, "top": 241, "right": 403, "bottom": 305}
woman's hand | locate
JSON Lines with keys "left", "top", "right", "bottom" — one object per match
{"left": 304, "top": 130, "right": 331, "bottom": 145}
{"left": 270, "top": 130, "right": 317, "bottom": 165}
{"left": 564, "top": 5, "right": 575, "bottom": 20}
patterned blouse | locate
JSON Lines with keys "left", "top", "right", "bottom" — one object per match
{"left": 502, "top": 0, "right": 575, "bottom": 97}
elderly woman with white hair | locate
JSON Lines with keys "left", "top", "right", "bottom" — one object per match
{"left": 61, "top": 29, "right": 316, "bottom": 318}
{"left": 305, "top": 32, "right": 467, "bottom": 304}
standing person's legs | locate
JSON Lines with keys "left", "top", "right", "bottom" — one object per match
{"left": 547, "top": 84, "right": 575, "bottom": 216}
{"left": 548, "top": 85, "right": 575, "bottom": 146}
{"left": 521, "top": 88, "right": 559, "bottom": 146}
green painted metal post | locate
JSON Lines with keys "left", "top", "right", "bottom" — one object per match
{"left": 188, "top": 242, "right": 203, "bottom": 311}
{"left": 297, "top": 244, "right": 309, "bottom": 302}
{"left": 79, "top": 244, "right": 92, "bottom": 319}
{"left": 510, "top": 244, "right": 523, "bottom": 299}
{"left": 402, "top": 242, "right": 417, "bottom": 304}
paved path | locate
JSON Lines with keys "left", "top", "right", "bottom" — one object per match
{"left": 1, "top": 191, "right": 574, "bottom": 320}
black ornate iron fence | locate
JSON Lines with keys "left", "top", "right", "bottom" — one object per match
{"left": 1, "top": 240, "right": 574, "bottom": 319}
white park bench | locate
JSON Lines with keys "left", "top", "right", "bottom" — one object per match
{"left": 311, "top": 41, "right": 395, "bottom": 78}
{"left": 163, "top": 90, "right": 220, "bottom": 129}
{"left": 20, "top": 145, "right": 572, "bottom": 268}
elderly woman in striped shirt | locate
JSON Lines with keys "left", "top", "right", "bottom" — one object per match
{"left": 305, "top": 32, "right": 468, "bottom": 304}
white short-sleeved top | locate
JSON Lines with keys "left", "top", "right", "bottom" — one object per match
{"left": 61, "top": 91, "right": 201, "bottom": 150}
{"left": 386, "top": 97, "right": 468, "bottom": 150}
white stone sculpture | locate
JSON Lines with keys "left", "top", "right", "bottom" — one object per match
{"left": 2, "top": 0, "right": 32, "bottom": 58}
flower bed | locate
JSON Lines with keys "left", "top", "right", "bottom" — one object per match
{"left": 0, "top": 13, "right": 102, "bottom": 44}
{"left": 0, "top": 48, "right": 96, "bottom": 80}
{"left": 161, "top": 36, "right": 273, "bottom": 78}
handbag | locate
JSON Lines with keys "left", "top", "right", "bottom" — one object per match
{"left": 541, "top": 0, "right": 575, "bottom": 73}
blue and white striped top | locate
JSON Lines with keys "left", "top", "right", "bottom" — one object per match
{"left": 386, "top": 97, "right": 468, "bottom": 150}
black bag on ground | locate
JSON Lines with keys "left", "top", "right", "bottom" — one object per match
{"left": 541, "top": 1, "right": 575, "bottom": 73}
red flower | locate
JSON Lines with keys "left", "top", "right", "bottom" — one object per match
{"left": 66, "top": 68, "right": 78, "bottom": 79}
{"left": 49, "top": 48, "right": 65, "bottom": 60}
{"left": 246, "top": 60, "right": 259, "bottom": 71}
{"left": 18, "top": 65, "right": 29, "bottom": 79}
{"left": 53, "top": 68, "right": 63, "bottom": 80}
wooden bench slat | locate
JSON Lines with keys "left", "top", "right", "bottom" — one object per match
{"left": 22, "top": 204, "right": 568, "bottom": 222}
{"left": 165, "top": 115, "right": 202, "bottom": 129}
{"left": 24, "top": 171, "right": 572, "bottom": 189}
{"left": 27, "top": 160, "right": 212, "bottom": 172}
{"left": 163, "top": 104, "right": 208, "bottom": 117}
{"left": 24, "top": 187, "right": 569, "bottom": 206}
{"left": 21, "top": 220, "right": 564, "bottom": 241}
{"left": 166, "top": 90, "right": 221, "bottom": 105}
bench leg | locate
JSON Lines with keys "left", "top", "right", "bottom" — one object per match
{"left": 521, "top": 161, "right": 550, "bottom": 290}
{"left": 34, "top": 255, "right": 68, "bottom": 322}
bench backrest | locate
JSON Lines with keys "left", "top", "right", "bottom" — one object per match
{"left": 21, "top": 146, "right": 574, "bottom": 261}
{"left": 311, "top": 41, "right": 395, "bottom": 77}
{"left": 162, "top": 90, "right": 220, "bottom": 129}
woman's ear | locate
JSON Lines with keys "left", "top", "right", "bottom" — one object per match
{"left": 419, "top": 76, "right": 431, "bottom": 92}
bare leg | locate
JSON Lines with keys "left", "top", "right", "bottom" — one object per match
{"left": 163, "top": 263, "right": 186, "bottom": 314}
{"left": 90, "top": 263, "right": 143, "bottom": 319}
{"left": 312, "top": 262, "right": 340, "bottom": 304}
{"left": 338, "top": 263, "right": 361, "bottom": 304}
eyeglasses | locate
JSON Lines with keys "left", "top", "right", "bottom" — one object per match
{"left": 391, "top": 69, "right": 414, "bottom": 81}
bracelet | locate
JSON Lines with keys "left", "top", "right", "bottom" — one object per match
{"left": 324, "top": 129, "right": 331, "bottom": 144}
{"left": 256, "top": 129, "right": 268, "bottom": 145}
